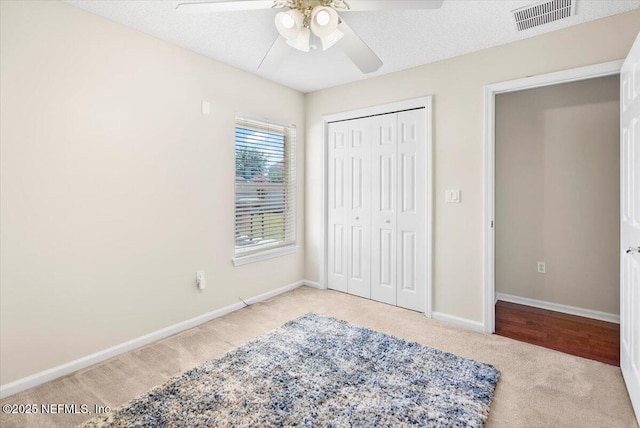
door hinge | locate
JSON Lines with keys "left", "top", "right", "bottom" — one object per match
{"left": 491, "top": 221, "right": 494, "bottom": 228}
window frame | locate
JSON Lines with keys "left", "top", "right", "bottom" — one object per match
{"left": 232, "top": 115, "right": 297, "bottom": 266}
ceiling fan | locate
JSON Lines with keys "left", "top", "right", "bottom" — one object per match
{"left": 176, "top": 0, "right": 444, "bottom": 74}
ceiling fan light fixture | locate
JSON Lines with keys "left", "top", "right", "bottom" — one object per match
{"left": 275, "top": 9, "right": 303, "bottom": 40}
{"left": 285, "top": 26, "right": 311, "bottom": 52}
{"left": 310, "top": 6, "right": 340, "bottom": 38}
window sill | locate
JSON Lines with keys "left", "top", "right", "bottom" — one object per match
{"left": 233, "top": 245, "right": 298, "bottom": 267}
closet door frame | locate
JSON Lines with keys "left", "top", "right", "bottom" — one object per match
{"left": 320, "top": 96, "right": 433, "bottom": 317}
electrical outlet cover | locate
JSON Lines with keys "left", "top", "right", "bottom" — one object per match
{"left": 196, "top": 270, "right": 206, "bottom": 290}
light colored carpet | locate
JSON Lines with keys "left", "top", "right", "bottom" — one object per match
{"left": 80, "top": 313, "right": 499, "bottom": 427}
{"left": 0, "top": 286, "right": 636, "bottom": 427}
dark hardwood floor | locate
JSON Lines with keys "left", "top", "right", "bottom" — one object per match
{"left": 495, "top": 300, "right": 620, "bottom": 366}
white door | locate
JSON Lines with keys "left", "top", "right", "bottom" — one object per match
{"left": 327, "top": 121, "right": 349, "bottom": 293}
{"left": 371, "top": 113, "right": 398, "bottom": 305}
{"left": 348, "top": 117, "right": 372, "bottom": 299}
{"left": 327, "top": 118, "right": 372, "bottom": 297}
{"left": 396, "top": 109, "right": 427, "bottom": 312}
{"left": 621, "top": 32, "right": 640, "bottom": 423}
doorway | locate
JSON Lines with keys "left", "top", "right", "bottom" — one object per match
{"left": 483, "top": 60, "right": 623, "bottom": 334}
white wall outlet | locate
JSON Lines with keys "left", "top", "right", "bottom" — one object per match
{"left": 537, "top": 262, "right": 546, "bottom": 274}
{"left": 196, "top": 270, "right": 205, "bottom": 290}
{"left": 445, "top": 189, "right": 461, "bottom": 204}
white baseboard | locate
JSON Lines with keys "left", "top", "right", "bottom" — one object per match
{"left": 432, "top": 311, "right": 485, "bottom": 333}
{"left": 496, "top": 292, "right": 620, "bottom": 324}
{"left": 0, "top": 280, "right": 306, "bottom": 399}
{"left": 301, "top": 280, "right": 323, "bottom": 289}
{"left": 241, "top": 280, "right": 304, "bottom": 305}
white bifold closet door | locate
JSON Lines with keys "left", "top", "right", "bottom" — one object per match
{"left": 327, "top": 109, "right": 426, "bottom": 312}
{"left": 327, "top": 117, "right": 372, "bottom": 299}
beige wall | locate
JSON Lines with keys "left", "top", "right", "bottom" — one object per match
{"left": 0, "top": 1, "right": 305, "bottom": 385}
{"left": 304, "top": 11, "right": 640, "bottom": 322}
{"left": 2, "top": 0, "right": 638, "bottom": 388}
{"left": 495, "top": 76, "right": 620, "bottom": 314}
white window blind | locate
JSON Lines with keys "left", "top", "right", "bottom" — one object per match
{"left": 235, "top": 116, "right": 296, "bottom": 258}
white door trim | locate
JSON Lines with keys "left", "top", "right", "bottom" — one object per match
{"left": 321, "top": 96, "right": 434, "bottom": 317}
{"left": 483, "top": 60, "right": 623, "bottom": 333}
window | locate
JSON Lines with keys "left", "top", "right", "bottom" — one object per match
{"left": 234, "top": 116, "right": 296, "bottom": 263}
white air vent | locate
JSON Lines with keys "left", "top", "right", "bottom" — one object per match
{"left": 512, "top": 0, "right": 576, "bottom": 32}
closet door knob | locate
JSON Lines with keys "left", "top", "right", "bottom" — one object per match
{"left": 385, "top": 220, "right": 391, "bottom": 224}
{"left": 355, "top": 217, "right": 360, "bottom": 220}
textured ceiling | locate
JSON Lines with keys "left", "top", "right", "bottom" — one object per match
{"left": 64, "top": 0, "right": 639, "bottom": 93}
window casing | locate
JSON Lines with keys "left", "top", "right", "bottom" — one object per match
{"left": 234, "top": 116, "right": 296, "bottom": 262}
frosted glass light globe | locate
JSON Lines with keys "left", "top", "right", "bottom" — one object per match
{"left": 281, "top": 14, "right": 295, "bottom": 29}
{"left": 315, "top": 10, "right": 330, "bottom": 26}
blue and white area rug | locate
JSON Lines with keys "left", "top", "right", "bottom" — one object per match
{"left": 80, "top": 313, "right": 500, "bottom": 427}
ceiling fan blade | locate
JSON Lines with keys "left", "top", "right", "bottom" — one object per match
{"left": 176, "top": 1, "right": 276, "bottom": 13}
{"left": 337, "top": 20, "right": 383, "bottom": 74}
{"left": 258, "top": 35, "right": 288, "bottom": 71}
{"left": 341, "top": 0, "right": 444, "bottom": 11}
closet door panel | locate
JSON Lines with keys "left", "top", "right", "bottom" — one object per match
{"left": 347, "top": 117, "right": 372, "bottom": 298}
{"left": 327, "top": 121, "right": 349, "bottom": 293}
{"left": 397, "top": 109, "right": 426, "bottom": 312}
{"left": 371, "top": 113, "right": 397, "bottom": 305}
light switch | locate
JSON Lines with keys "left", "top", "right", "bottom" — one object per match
{"left": 445, "top": 189, "right": 461, "bottom": 204}
{"left": 201, "top": 100, "right": 210, "bottom": 115}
